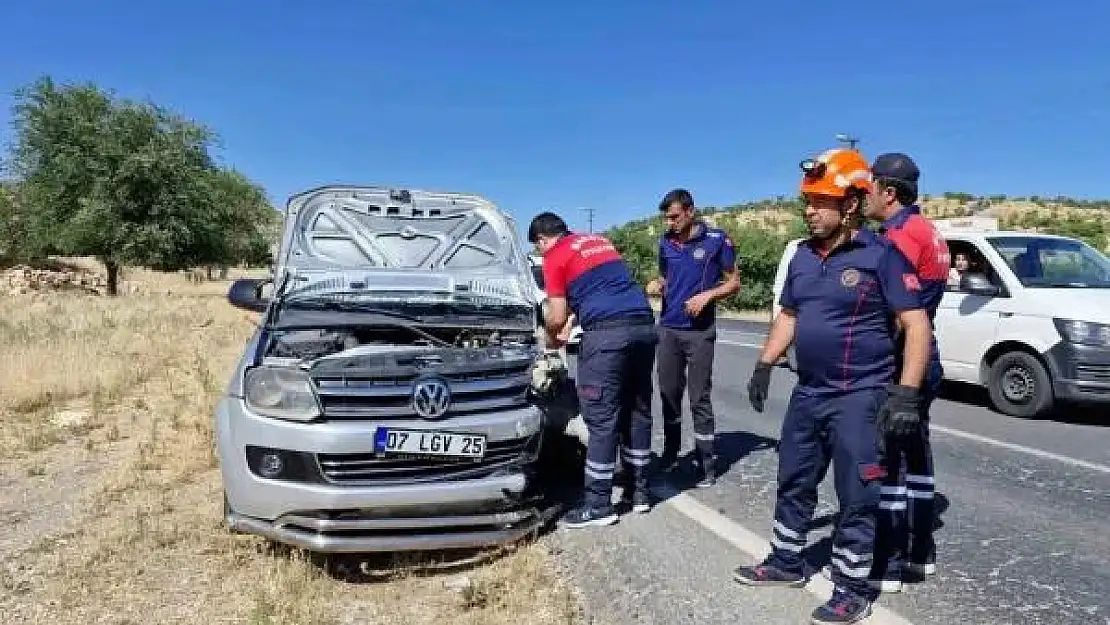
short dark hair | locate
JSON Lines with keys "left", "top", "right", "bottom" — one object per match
{"left": 659, "top": 188, "right": 694, "bottom": 212}
{"left": 870, "top": 153, "right": 920, "bottom": 207}
{"left": 875, "top": 177, "right": 918, "bottom": 206}
{"left": 527, "top": 211, "right": 569, "bottom": 244}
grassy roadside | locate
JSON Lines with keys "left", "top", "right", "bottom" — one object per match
{"left": 0, "top": 259, "right": 586, "bottom": 625}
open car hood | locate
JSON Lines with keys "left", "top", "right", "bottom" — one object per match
{"left": 272, "top": 185, "right": 537, "bottom": 305}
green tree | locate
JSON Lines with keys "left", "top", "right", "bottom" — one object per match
{"left": 0, "top": 181, "right": 33, "bottom": 266}
{"left": 206, "top": 167, "right": 280, "bottom": 271}
{"left": 7, "top": 76, "right": 264, "bottom": 294}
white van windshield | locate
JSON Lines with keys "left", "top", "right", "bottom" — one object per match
{"left": 987, "top": 236, "right": 1110, "bottom": 288}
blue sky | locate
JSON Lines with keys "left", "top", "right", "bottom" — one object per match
{"left": 2, "top": 1, "right": 1108, "bottom": 233}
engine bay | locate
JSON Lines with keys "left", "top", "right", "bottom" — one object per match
{"left": 264, "top": 324, "right": 539, "bottom": 365}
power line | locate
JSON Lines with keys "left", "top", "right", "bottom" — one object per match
{"left": 581, "top": 207, "right": 596, "bottom": 233}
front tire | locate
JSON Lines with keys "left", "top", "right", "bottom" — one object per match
{"left": 987, "top": 351, "right": 1054, "bottom": 418}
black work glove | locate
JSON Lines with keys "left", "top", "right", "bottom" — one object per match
{"left": 879, "top": 384, "right": 922, "bottom": 438}
{"left": 747, "top": 361, "right": 773, "bottom": 413}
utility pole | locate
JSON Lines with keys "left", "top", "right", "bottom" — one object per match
{"left": 835, "top": 133, "right": 860, "bottom": 149}
{"left": 581, "top": 207, "right": 596, "bottom": 233}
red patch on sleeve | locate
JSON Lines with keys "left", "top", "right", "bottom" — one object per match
{"left": 859, "top": 463, "right": 888, "bottom": 482}
{"left": 902, "top": 273, "right": 922, "bottom": 291}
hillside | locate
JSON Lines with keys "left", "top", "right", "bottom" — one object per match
{"left": 605, "top": 195, "right": 1110, "bottom": 311}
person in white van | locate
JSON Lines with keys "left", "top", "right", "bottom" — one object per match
{"left": 862, "top": 152, "right": 950, "bottom": 592}
{"left": 734, "top": 147, "right": 932, "bottom": 625}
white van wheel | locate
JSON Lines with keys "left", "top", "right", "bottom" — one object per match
{"left": 987, "top": 351, "right": 1054, "bottom": 418}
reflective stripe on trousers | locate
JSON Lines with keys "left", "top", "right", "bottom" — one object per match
{"left": 768, "top": 386, "right": 886, "bottom": 601}
{"left": 576, "top": 323, "right": 658, "bottom": 508}
{"left": 873, "top": 363, "right": 940, "bottom": 578}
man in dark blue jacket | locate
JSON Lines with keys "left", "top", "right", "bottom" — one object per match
{"left": 646, "top": 189, "right": 740, "bottom": 487}
{"left": 864, "top": 152, "right": 950, "bottom": 592}
{"left": 735, "top": 148, "right": 931, "bottom": 624}
{"left": 531, "top": 212, "right": 658, "bottom": 527}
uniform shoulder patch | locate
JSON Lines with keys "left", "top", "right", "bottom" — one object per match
{"left": 840, "top": 268, "right": 861, "bottom": 287}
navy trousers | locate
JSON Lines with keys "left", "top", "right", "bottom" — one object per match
{"left": 576, "top": 322, "right": 658, "bottom": 508}
{"left": 873, "top": 361, "right": 942, "bottom": 579}
{"left": 768, "top": 387, "right": 887, "bottom": 601}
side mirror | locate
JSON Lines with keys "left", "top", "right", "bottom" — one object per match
{"left": 228, "top": 278, "right": 272, "bottom": 312}
{"left": 959, "top": 272, "right": 1000, "bottom": 297}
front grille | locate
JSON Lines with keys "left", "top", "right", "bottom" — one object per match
{"left": 316, "top": 435, "right": 535, "bottom": 485}
{"left": 1076, "top": 363, "right": 1110, "bottom": 384}
{"left": 314, "top": 364, "right": 531, "bottom": 419}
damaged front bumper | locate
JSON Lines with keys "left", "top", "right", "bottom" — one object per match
{"left": 225, "top": 506, "right": 561, "bottom": 553}
{"left": 216, "top": 397, "right": 551, "bottom": 553}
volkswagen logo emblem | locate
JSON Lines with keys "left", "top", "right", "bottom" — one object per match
{"left": 411, "top": 377, "right": 452, "bottom": 419}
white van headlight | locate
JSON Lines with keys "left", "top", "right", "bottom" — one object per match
{"left": 244, "top": 366, "right": 322, "bottom": 421}
{"left": 1053, "top": 318, "right": 1110, "bottom": 348}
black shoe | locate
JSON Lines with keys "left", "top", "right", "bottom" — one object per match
{"left": 810, "top": 587, "right": 872, "bottom": 624}
{"left": 612, "top": 469, "right": 632, "bottom": 492}
{"left": 693, "top": 456, "right": 717, "bottom": 487}
{"left": 560, "top": 503, "right": 618, "bottom": 529}
{"left": 733, "top": 557, "right": 806, "bottom": 587}
{"left": 629, "top": 489, "right": 651, "bottom": 514}
{"left": 906, "top": 555, "right": 937, "bottom": 577}
{"left": 908, "top": 541, "right": 937, "bottom": 577}
{"left": 618, "top": 485, "right": 651, "bottom": 513}
{"left": 656, "top": 448, "right": 678, "bottom": 473}
{"left": 867, "top": 575, "right": 903, "bottom": 593}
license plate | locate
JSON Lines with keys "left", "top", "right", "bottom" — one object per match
{"left": 374, "top": 428, "right": 486, "bottom": 459}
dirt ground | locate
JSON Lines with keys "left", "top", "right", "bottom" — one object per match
{"left": 0, "top": 260, "right": 587, "bottom": 625}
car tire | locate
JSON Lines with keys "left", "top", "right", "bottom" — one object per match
{"left": 987, "top": 350, "right": 1054, "bottom": 418}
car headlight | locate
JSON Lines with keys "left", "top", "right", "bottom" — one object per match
{"left": 244, "top": 365, "right": 322, "bottom": 421}
{"left": 1053, "top": 318, "right": 1110, "bottom": 347}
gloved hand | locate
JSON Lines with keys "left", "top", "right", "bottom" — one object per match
{"left": 747, "top": 361, "right": 773, "bottom": 412}
{"left": 879, "top": 384, "right": 922, "bottom": 437}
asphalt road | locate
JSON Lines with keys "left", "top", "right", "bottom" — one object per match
{"left": 550, "top": 319, "right": 1110, "bottom": 625}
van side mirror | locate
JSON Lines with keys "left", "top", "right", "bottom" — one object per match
{"left": 228, "top": 278, "right": 272, "bottom": 312}
{"left": 959, "top": 272, "right": 1000, "bottom": 297}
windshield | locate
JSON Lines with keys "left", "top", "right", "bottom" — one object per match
{"left": 987, "top": 236, "right": 1110, "bottom": 288}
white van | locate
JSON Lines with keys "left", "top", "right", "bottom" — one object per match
{"left": 771, "top": 221, "right": 1110, "bottom": 417}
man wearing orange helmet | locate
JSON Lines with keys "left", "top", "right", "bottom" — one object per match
{"left": 734, "top": 148, "right": 932, "bottom": 624}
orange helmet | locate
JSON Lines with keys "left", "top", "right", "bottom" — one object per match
{"left": 799, "top": 148, "right": 872, "bottom": 198}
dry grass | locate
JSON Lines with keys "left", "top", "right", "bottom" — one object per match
{"left": 0, "top": 259, "right": 586, "bottom": 625}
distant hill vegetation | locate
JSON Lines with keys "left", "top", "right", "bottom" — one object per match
{"left": 605, "top": 194, "right": 1110, "bottom": 310}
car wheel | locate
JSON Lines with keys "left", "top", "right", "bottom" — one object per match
{"left": 987, "top": 351, "right": 1054, "bottom": 418}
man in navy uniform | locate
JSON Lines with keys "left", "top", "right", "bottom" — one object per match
{"left": 864, "top": 152, "right": 950, "bottom": 591}
{"left": 735, "top": 148, "right": 931, "bottom": 624}
{"left": 646, "top": 188, "right": 741, "bottom": 486}
{"left": 530, "top": 212, "right": 658, "bottom": 526}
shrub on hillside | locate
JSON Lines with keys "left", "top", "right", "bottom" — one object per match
{"left": 606, "top": 207, "right": 806, "bottom": 310}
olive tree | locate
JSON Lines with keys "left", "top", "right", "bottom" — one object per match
{"left": 7, "top": 76, "right": 269, "bottom": 293}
